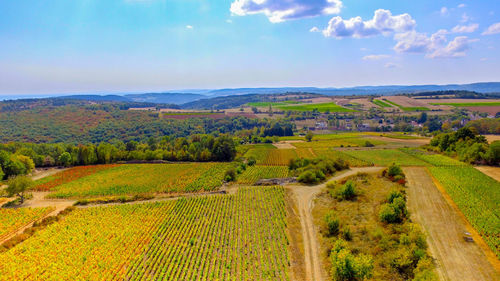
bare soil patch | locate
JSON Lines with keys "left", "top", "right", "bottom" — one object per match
{"left": 404, "top": 167, "right": 499, "bottom": 281}
{"left": 475, "top": 166, "right": 500, "bottom": 182}
{"left": 485, "top": 135, "right": 500, "bottom": 143}
{"left": 273, "top": 142, "right": 296, "bottom": 149}
{"left": 31, "top": 168, "right": 67, "bottom": 181}
{"left": 464, "top": 106, "right": 500, "bottom": 115}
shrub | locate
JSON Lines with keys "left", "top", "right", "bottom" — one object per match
{"left": 379, "top": 204, "right": 399, "bottom": 223}
{"left": 224, "top": 168, "right": 236, "bottom": 182}
{"left": 247, "top": 157, "right": 256, "bottom": 166}
{"left": 364, "top": 141, "right": 375, "bottom": 147}
{"left": 330, "top": 240, "right": 374, "bottom": 281}
{"left": 387, "top": 163, "right": 404, "bottom": 178}
{"left": 325, "top": 211, "right": 340, "bottom": 237}
{"left": 342, "top": 227, "right": 353, "bottom": 241}
{"left": 337, "top": 180, "right": 357, "bottom": 201}
{"left": 298, "top": 170, "right": 318, "bottom": 184}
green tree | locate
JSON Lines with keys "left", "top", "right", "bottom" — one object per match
{"left": 0, "top": 167, "right": 4, "bottom": 180}
{"left": 305, "top": 131, "right": 314, "bottom": 142}
{"left": 58, "top": 152, "right": 72, "bottom": 167}
{"left": 6, "top": 176, "right": 34, "bottom": 204}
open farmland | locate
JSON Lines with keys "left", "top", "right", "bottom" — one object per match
{"left": 0, "top": 187, "right": 290, "bottom": 280}
{"left": 263, "top": 149, "right": 298, "bottom": 166}
{"left": 46, "top": 163, "right": 230, "bottom": 199}
{"left": 0, "top": 207, "right": 54, "bottom": 241}
{"left": 342, "top": 149, "right": 428, "bottom": 166}
{"left": 312, "top": 148, "right": 372, "bottom": 167}
{"left": 429, "top": 166, "right": 500, "bottom": 259}
{"left": 275, "top": 102, "right": 356, "bottom": 112}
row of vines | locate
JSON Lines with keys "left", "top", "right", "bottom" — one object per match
{"left": 0, "top": 187, "right": 290, "bottom": 280}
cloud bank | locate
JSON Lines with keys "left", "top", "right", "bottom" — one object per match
{"left": 322, "top": 9, "right": 416, "bottom": 38}
{"left": 230, "top": 0, "right": 343, "bottom": 23}
{"left": 394, "top": 30, "right": 475, "bottom": 58}
{"left": 482, "top": 22, "right": 500, "bottom": 35}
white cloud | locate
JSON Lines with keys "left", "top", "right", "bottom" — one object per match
{"left": 394, "top": 30, "right": 476, "bottom": 58}
{"left": 310, "top": 26, "right": 320, "bottom": 32}
{"left": 440, "top": 7, "right": 449, "bottom": 16}
{"left": 482, "top": 22, "right": 500, "bottom": 35}
{"left": 458, "top": 4, "right": 466, "bottom": 8}
{"left": 226, "top": 19, "right": 233, "bottom": 24}
{"left": 362, "top": 54, "right": 390, "bottom": 61}
{"left": 384, "top": 62, "right": 398, "bottom": 68}
{"left": 322, "top": 9, "right": 416, "bottom": 38}
{"left": 186, "top": 25, "right": 193, "bottom": 29}
{"left": 452, "top": 23, "right": 479, "bottom": 33}
{"left": 230, "top": 0, "right": 343, "bottom": 23}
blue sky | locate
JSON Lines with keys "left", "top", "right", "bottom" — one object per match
{"left": 0, "top": 0, "right": 499, "bottom": 95}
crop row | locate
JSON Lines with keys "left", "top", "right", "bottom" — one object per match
{"left": 34, "top": 164, "right": 119, "bottom": 191}
{"left": 0, "top": 207, "right": 54, "bottom": 241}
{"left": 429, "top": 167, "right": 500, "bottom": 258}
{"left": 47, "top": 163, "right": 230, "bottom": 199}
{"left": 237, "top": 166, "right": 290, "bottom": 184}
{"left": 0, "top": 187, "right": 290, "bottom": 280}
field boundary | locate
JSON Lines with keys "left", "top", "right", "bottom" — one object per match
{"left": 426, "top": 167, "right": 500, "bottom": 272}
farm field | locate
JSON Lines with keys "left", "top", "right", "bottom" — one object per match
{"left": 0, "top": 207, "right": 54, "bottom": 241}
{"left": 401, "top": 149, "right": 468, "bottom": 166}
{"left": 46, "top": 163, "right": 230, "bottom": 199}
{"left": 243, "top": 144, "right": 275, "bottom": 164}
{"left": 236, "top": 166, "right": 290, "bottom": 184}
{"left": 372, "top": 99, "right": 392, "bottom": 108}
{"left": 428, "top": 166, "right": 500, "bottom": 259}
{"left": 0, "top": 187, "right": 290, "bottom": 280}
{"left": 430, "top": 102, "right": 500, "bottom": 106}
{"left": 342, "top": 149, "right": 429, "bottom": 166}
{"left": 34, "top": 165, "right": 119, "bottom": 191}
{"left": 262, "top": 149, "right": 298, "bottom": 166}
{"left": 405, "top": 167, "right": 499, "bottom": 281}
{"left": 275, "top": 102, "right": 356, "bottom": 112}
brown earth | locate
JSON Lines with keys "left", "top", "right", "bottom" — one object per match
{"left": 475, "top": 166, "right": 500, "bottom": 182}
{"left": 464, "top": 106, "right": 500, "bottom": 115}
{"left": 286, "top": 167, "right": 385, "bottom": 281}
{"left": 404, "top": 167, "right": 499, "bottom": 281}
{"left": 485, "top": 135, "right": 500, "bottom": 143}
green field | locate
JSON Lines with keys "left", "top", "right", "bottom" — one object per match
{"left": 372, "top": 99, "right": 392, "bottom": 108}
{"left": 342, "top": 149, "right": 428, "bottom": 166}
{"left": 429, "top": 167, "right": 500, "bottom": 258}
{"left": 430, "top": 102, "right": 500, "bottom": 107}
{"left": 46, "top": 163, "right": 230, "bottom": 199}
{"left": 312, "top": 148, "right": 373, "bottom": 167}
{"left": 401, "top": 149, "right": 467, "bottom": 167}
{"left": 0, "top": 187, "right": 290, "bottom": 280}
{"left": 276, "top": 102, "right": 356, "bottom": 112}
{"left": 243, "top": 144, "right": 275, "bottom": 164}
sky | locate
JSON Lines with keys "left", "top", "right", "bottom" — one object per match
{"left": 0, "top": 0, "right": 499, "bottom": 95}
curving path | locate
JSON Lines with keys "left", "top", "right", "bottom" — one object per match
{"left": 286, "top": 167, "right": 384, "bottom": 281}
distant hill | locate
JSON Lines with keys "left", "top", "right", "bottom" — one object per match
{"left": 125, "top": 93, "right": 205, "bottom": 104}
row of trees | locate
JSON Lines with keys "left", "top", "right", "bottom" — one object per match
{"left": 0, "top": 135, "right": 237, "bottom": 180}
{"left": 430, "top": 127, "right": 500, "bottom": 165}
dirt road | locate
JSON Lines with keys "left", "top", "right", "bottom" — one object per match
{"left": 287, "top": 167, "right": 384, "bottom": 281}
{"left": 475, "top": 166, "right": 500, "bottom": 182}
{"left": 404, "top": 167, "right": 499, "bottom": 281}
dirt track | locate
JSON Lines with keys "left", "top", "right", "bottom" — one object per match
{"left": 475, "top": 166, "right": 500, "bottom": 182}
{"left": 404, "top": 167, "right": 499, "bottom": 281}
{"left": 286, "top": 167, "right": 384, "bottom": 281}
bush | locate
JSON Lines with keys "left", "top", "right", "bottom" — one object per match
{"left": 364, "top": 141, "right": 375, "bottom": 147}
{"left": 380, "top": 196, "right": 407, "bottom": 224}
{"left": 298, "top": 170, "right": 319, "bottom": 184}
{"left": 337, "top": 181, "right": 357, "bottom": 201}
{"left": 224, "top": 168, "right": 236, "bottom": 182}
{"left": 325, "top": 211, "right": 340, "bottom": 237}
{"left": 342, "top": 227, "right": 353, "bottom": 241}
{"left": 247, "top": 157, "right": 256, "bottom": 166}
{"left": 379, "top": 204, "right": 399, "bottom": 223}
{"left": 330, "top": 239, "right": 374, "bottom": 281}
{"left": 387, "top": 163, "right": 404, "bottom": 178}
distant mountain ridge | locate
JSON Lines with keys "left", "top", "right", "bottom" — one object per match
{"left": 2, "top": 82, "right": 500, "bottom": 103}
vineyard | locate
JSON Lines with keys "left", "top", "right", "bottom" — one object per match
{"left": 34, "top": 165, "right": 119, "bottom": 191}
{"left": 262, "top": 149, "right": 297, "bottom": 166}
{"left": 0, "top": 207, "right": 54, "bottom": 241}
{"left": 0, "top": 187, "right": 290, "bottom": 280}
{"left": 342, "top": 149, "right": 428, "bottom": 166}
{"left": 429, "top": 167, "right": 500, "bottom": 258}
{"left": 401, "top": 149, "right": 467, "bottom": 167}
{"left": 312, "top": 148, "right": 372, "bottom": 167}
{"left": 47, "top": 163, "right": 230, "bottom": 199}
{"left": 243, "top": 144, "right": 275, "bottom": 164}
{"left": 237, "top": 166, "right": 290, "bottom": 184}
